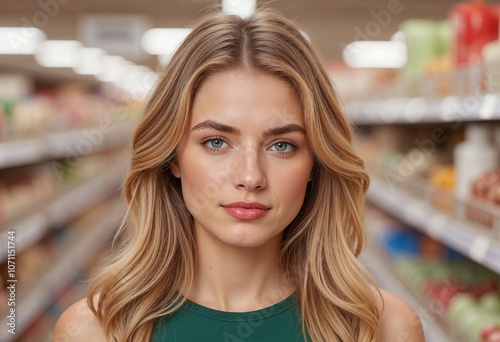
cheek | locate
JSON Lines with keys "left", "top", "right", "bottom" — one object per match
{"left": 178, "top": 158, "right": 228, "bottom": 215}
{"left": 272, "top": 165, "right": 311, "bottom": 202}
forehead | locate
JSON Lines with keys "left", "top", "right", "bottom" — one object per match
{"left": 190, "top": 69, "right": 304, "bottom": 127}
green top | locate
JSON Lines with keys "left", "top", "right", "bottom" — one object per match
{"left": 151, "top": 294, "right": 309, "bottom": 341}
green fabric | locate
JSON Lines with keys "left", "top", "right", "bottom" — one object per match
{"left": 151, "top": 295, "right": 309, "bottom": 341}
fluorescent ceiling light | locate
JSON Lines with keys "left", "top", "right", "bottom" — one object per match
{"left": 117, "top": 65, "right": 158, "bottom": 99}
{"left": 343, "top": 41, "right": 407, "bottom": 69}
{"left": 96, "top": 55, "right": 128, "bottom": 82}
{"left": 141, "top": 28, "right": 191, "bottom": 55}
{"left": 0, "top": 27, "right": 46, "bottom": 54}
{"left": 222, "top": 0, "right": 256, "bottom": 18}
{"left": 158, "top": 54, "right": 171, "bottom": 66}
{"left": 73, "top": 47, "right": 106, "bottom": 75}
{"left": 35, "top": 40, "right": 82, "bottom": 67}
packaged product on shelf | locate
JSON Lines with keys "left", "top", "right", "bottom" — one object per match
{"left": 400, "top": 20, "right": 442, "bottom": 83}
{"left": 482, "top": 4, "right": 500, "bottom": 93}
{"left": 429, "top": 164, "right": 455, "bottom": 214}
{"left": 468, "top": 169, "right": 500, "bottom": 230}
{"left": 400, "top": 18, "right": 453, "bottom": 95}
{"left": 16, "top": 234, "right": 54, "bottom": 286}
{"left": 450, "top": 0, "right": 499, "bottom": 65}
{"left": 448, "top": 291, "right": 500, "bottom": 342}
{"left": 0, "top": 165, "right": 58, "bottom": 223}
{"left": 0, "top": 73, "right": 35, "bottom": 140}
{"left": 365, "top": 206, "right": 500, "bottom": 342}
{"left": 10, "top": 97, "right": 52, "bottom": 138}
{"left": 454, "top": 124, "right": 498, "bottom": 201}
{"left": 50, "top": 83, "right": 112, "bottom": 130}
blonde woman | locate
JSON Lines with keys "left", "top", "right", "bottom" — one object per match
{"left": 53, "top": 8, "right": 424, "bottom": 342}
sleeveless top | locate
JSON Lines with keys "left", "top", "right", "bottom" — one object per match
{"left": 151, "top": 294, "right": 310, "bottom": 341}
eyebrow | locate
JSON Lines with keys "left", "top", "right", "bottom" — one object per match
{"left": 191, "top": 119, "right": 306, "bottom": 137}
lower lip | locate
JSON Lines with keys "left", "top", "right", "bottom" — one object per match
{"left": 223, "top": 207, "right": 269, "bottom": 220}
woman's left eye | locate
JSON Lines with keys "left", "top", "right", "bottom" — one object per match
{"left": 270, "top": 141, "right": 296, "bottom": 153}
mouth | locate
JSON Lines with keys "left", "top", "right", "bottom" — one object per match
{"left": 222, "top": 202, "right": 270, "bottom": 220}
{"left": 222, "top": 201, "right": 270, "bottom": 210}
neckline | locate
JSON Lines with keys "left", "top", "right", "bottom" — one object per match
{"left": 182, "top": 294, "right": 297, "bottom": 322}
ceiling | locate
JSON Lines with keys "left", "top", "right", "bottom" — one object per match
{"left": 0, "top": 0, "right": 470, "bottom": 85}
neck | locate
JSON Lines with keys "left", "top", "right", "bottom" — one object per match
{"left": 187, "top": 228, "right": 294, "bottom": 312}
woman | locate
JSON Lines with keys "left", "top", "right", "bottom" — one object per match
{"left": 53, "top": 7, "right": 424, "bottom": 342}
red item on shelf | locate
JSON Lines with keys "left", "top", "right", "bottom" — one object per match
{"left": 450, "top": 0, "right": 499, "bottom": 64}
{"left": 467, "top": 168, "right": 500, "bottom": 228}
{"left": 482, "top": 325, "right": 500, "bottom": 342}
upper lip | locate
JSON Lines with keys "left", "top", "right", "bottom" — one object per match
{"left": 222, "top": 201, "right": 270, "bottom": 210}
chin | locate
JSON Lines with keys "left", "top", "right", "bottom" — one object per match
{"left": 218, "top": 228, "right": 282, "bottom": 249}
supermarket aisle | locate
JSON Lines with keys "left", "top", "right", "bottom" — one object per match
{"left": 0, "top": 0, "right": 500, "bottom": 341}
{"left": 0, "top": 75, "right": 136, "bottom": 341}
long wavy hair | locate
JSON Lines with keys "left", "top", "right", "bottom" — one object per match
{"left": 87, "top": 7, "right": 380, "bottom": 342}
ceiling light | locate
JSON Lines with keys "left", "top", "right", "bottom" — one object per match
{"left": 118, "top": 65, "right": 158, "bottom": 99}
{"left": 343, "top": 41, "right": 407, "bottom": 69}
{"left": 141, "top": 28, "right": 191, "bottom": 55}
{"left": 222, "top": 0, "right": 256, "bottom": 18}
{"left": 95, "top": 55, "right": 128, "bottom": 83}
{"left": 35, "top": 40, "right": 82, "bottom": 67}
{"left": 0, "top": 27, "right": 46, "bottom": 54}
{"left": 73, "top": 47, "right": 106, "bottom": 75}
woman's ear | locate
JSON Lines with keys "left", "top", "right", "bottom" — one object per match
{"left": 170, "top": 161, "right": 181, "bottom": 178}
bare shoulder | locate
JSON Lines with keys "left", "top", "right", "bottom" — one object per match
{"left": 377, "top": 288, "right": 425, "bottom": 342}
{"left": 52, "top": 295, "right": 107, "bottom": 342}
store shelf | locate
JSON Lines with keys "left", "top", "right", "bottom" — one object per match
{"left": 0, "top": 199, "right": 126, "bottom": 342}
{"left": 347, "top": 93, "right": 500, "bottom": 125}
{"left": 0, "top": 164, "right": 126, "bottom": 262}
{"left": 360, "top": 246, "right": 451, "bottom": 342}
{"left": 0, "top": 122, "right": 134, "bottom": 169}
{"left": 367, "top": 176, "right": 500, "bottom": 274}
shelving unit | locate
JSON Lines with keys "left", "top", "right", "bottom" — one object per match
{"left": 360, "top": 246, "right": 451, "bottom": 342}
{"left": 346, "top": 63, "right": 500, "bottom": 125}
{"left": 0, "top": 199, "right": 126, "bottom": 342}
{"left": 367, "top": 176, "right": 500, "bottom": 274}
{"left": 0, "top": 122, "right": 134, "bottom": 169}
{"left": 348, "top": 61, "right": 500, "bottom": 342}
{"left": 347, "top": 93, "right": 500, "bottom": 125}
{"left": 0, "top": 163, "right": 127, "bottom": 262}
{"left": 0, "top": 80, "right": 134, "bottom": 340}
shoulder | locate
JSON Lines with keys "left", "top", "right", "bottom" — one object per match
{"left": 52, "top": 295, "right": 107, "bottom": 342}
{"left": 377, "top": 288, "right": 425, "bottom": 342}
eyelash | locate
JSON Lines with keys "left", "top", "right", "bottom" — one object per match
{"left": 201, "top": 136, "right": 298, "bottom": 155}
{"left": 269, "top": 139, "right": 298, "bottom": 155}
{"left": 201, "top": 136, "right": 229, "bottom": 153}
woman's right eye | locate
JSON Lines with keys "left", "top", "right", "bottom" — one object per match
{"left": 202, "top": 137, "right": 229, "bottom": 151}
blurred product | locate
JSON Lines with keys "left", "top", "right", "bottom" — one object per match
{"left": 450, "top": 0, "right": 498, "bottom": 65}
{"left": 401, "top": 20, "right": 442, "bottom": 82}
{"left": 429, "top": 164, "right": 455, "bottom": 213}
{"left": 468, "top": 169, "right": 500, "bottom": 229}
{"left": 454, "top": 124, "right": 498, "bottom": 199}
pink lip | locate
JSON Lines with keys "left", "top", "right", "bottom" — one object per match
{"left": 222, "top": 202, "right": 270, "bottom": 220}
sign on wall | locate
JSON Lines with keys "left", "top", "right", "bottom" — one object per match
{"left": 79, "top": 15, "right": 150, "bottom": 60}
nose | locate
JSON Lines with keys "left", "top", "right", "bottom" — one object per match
{"left": 233, "top": 146, "right": 267, "bottom": 191}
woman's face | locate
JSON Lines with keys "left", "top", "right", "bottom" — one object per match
{"left": 172, "top": 69, "right": 314, "bottom": 249}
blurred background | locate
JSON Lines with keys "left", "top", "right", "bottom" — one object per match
{"left": 0, "top": 0, "right": 500, "bottom": 341}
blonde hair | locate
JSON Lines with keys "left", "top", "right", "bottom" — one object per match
{"left": 87, "top": 7, "right": 380, "bottom": 341}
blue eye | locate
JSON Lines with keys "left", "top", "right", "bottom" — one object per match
{"left": 209, "top": 139, "right": 225, "bottom": 149}
{"left": 203, "top": 137, "right": 229, "bottom": 151}
{"left": 270, "top": 141, "right": 296, "bottom": 154}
